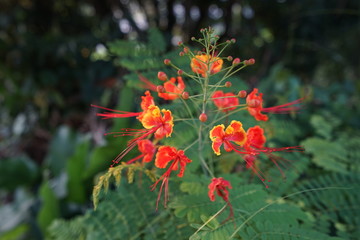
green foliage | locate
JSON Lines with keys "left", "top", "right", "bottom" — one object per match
{"left": 170, "top": 175, "right": 340, "bottom": 240}
{"left": 66, "top": 140, "right": 90, "bottom": 203}
{"left": 295, "top": 173, "right": 360, "bottom": 239}
{"left": 37, "top": 180, "right": 60, "bottom": 237}
{"left": 0, "top": 156, "right": 38, "bottom": 191}
{"left": 49, "top": 179, "right": 194, "bottom": 240}
{"left": 301, "top": 113, "right": 360, "bottom": 174}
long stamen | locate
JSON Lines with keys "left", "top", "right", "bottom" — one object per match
{"left": 126, "top": 153, "right": 146, "bottom": 164}
{"left": 262, "top": 98, "right": 304, "bottom": 113}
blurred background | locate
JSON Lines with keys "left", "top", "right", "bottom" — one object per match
{"left": 0, "top": 0, "right": 359, "bottom": 239}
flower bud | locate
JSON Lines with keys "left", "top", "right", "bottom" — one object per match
{"left": 226, "top": 40, "right": 231, "bottom": 44}
{"left": 182, "top": 91, "right": 189, "bottom": 100}
{"left": 238, "top": 90, "right": 247, "bottom": 98}
{"left": 177, "top": 69, "right": 183, "bottom": 75}
{"left": 225, "top": 81, "right": 232, "bottom": 88}
{"left": 191, "top": 37, "right": 196, "bottom": 41}
{"left": 231, "top": 38, "right": 236, "bottom": 43}
{"left": 227, "top": 56, "right": 233, "bottom": 61}
{"left": 178, "top": 41, "right": 183, "bottom": 46}
{"left": 164, "top": 59, "right": 171, "bottom": 65}
{"left": 199, "top": 113, "right": 208, "bottom": 122}
{"left": 157, "top": 71, "right": 168, "bottom": 81}
{"left": 245, "top": 58, "right": 255, "bottom": 65}
{"left": 157, "top": 85, "right": 165, "bottom": 93}
{"left": 183, "top": 47, "right": 189, "bottom": 54}
{"left": 232, "top": 58, "right": 241, "bottom": 65}
{"left": 248, "top": 99, "right": 260, "bottom": 108}
{"left": 200, "top": 28, "right": 205, "bottom": 33}
{"left": 179, "top": 51, "right": 185, "bottom": 56}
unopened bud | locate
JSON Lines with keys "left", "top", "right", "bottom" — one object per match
{"left": 199, "top": 113, "right": 208, "bottom": 122}
{"left": 248, "top": 99, "right": 260, "bottom": 108}
{"left": 225, "top": 81, "right": 232, "bottom": 87}
{"left": 245, "top": 58, "right": 255, "bottom": 65}
{"left": 183, "top": 47, "right": 189, "bottom": 54}
{"left": 178, "top": 41, "right": 183, "bottom": 46}
{"left": 177, "top": 69, "right": 183, "bottom": 75}
{"left": 157, "top": 85, "right": 165, "bottom": 93}
{"left": 179, "top": 51, "right": 185, "bottom": 56}
{"left": 164, "top": 59, "right": 171, "bottom": 65}
{"left": 157, "top": 71, "right": 168, "bottom": 81}
{"left": 226, "top": 40, "right": 231, "bottom": 44}
{"left": 182, "top": 91, "right": 189, "bottom": 100}
{"left": 232, "top": 58, "right": 241, "bottom": 65}
{"left": 238, "top": 90, "right": 247, "bottom": 98}
{"left": 231, "top": 38, "right": 236, "bottom": 43}
{"left": 227, "top": 56, "right": 233, "bottom": 61}
{"left": 191, "top": 37, "right": 196, "bottom": 41}
{"left": 200, "top": 28, "right": 205, "bottom": 33}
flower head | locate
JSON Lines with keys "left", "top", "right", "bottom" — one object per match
{"left": 127, "top": 139, "right": 156, "bottom": 164}
{"left": 244, "top": 126, "right": 267, "bottom": 151}
{"left": 212, "top": 91, "right": 239, "bottom": 113}
{"left": 140, "top": 105, "right": 173, "bottom": 139}
{"left": 209, "top": 120, "right": 247, "bottom": 156}
{"left": 190, "top": 54, "right": 223, "bottom": 77}
{"left": 158, "top": 76, "right": 186, "bottom": 100}
{"left": 246, "top": 88, "right": 303, "bottom": 121}
{"left": 151, "top": 146, "right": 192, "bottom": 209}
{"left": 208, "top": 177, "right": 232, "bottom": 202}
{"left": 246, "top": 88, "right": 268, "bottom": 121}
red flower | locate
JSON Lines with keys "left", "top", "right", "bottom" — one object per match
{"left": 91, "top": 91, "right": 154, "bottom": 120}
{"left": 208, "top": 177, "right": 234, "bottom": 223}
{"left": 232, "top": 125, "right": 303, "bottom": 187}
{"left": 126, "top": 139, "right": 156, "bottom": 164}
{"left": 209, "top": 120, "right": 247, "bottom": 156}
{"left": 212, "top": 91, "right": 239, "bottom": 113}
{"left": 246, "top": 88, "right": 268, "bottom": 121}
{"left": 158, "top": 76, "right": 186, "bottom": 100}
{"left": 246, "top": 88, "right": 303, "bottom": 121}
{"left": 190, "top": 54, "right": 223, "bottom": 77}
{"left": 244, "top": 126, "right": 267, "bottom": 151}
{"left": 151, "top": 146, "right": 192, "bottom": 209}
{"left": 208, "top": 177, "right": 232, "bottom": 202}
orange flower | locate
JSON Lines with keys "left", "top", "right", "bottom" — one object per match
{"left": 212, "top": 91, "right": 239, "bottom": 113}
{"left": 140, "top": 105, "right": 173, "bottom": 139}
{"left": 151, "top": 146, "right": 192, "bottom": 209}
{"left": 246, "top": 88, "right": 303, "bottom": 122}
{"left": 158, "top": 76, "right": 185, "bottom": 100}
{"left": 209, "top": 120, "right": 247, "bottom": 156}
{"left": 126, "top": 139, "right": 156, "bottom": 164}
{"left": 190, "top": 54, "right": 223, "bottom": 77}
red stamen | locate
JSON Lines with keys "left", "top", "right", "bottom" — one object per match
{"left": 126, "top": 153, "right": 146, "bottom": 164}
{"left": 138, "top": 74, "right": 158, "bottom": 91}
{"left": 91, "top": 104, "right": 141, "bottom": 119}
{"left": 262, "top": 98, "right": 304, "bottom": 114}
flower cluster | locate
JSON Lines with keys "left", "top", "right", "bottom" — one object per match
{"left": 93, "top": 27, "right": 304, "bottom": 215}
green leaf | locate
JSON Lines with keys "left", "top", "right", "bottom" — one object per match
{"left": 301, "top": 137, "right": 348, "bottom": 173}
{"left": 45, "top": 126, "right": 76, "bottom": 176}
{"left": 37, "top": 180, "right": 60, "bottom": 237}
{"left": 66, "top": 140, "right": 90, "bottom": 203}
